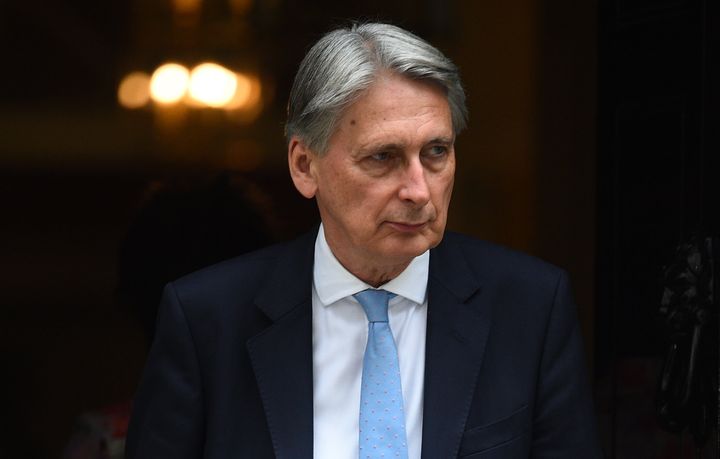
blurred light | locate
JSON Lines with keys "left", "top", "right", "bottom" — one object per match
{"left": 188, "top": 63, "right": 237, "bottom": 108}
{"left": 225, "top": 72, "right": 261, "bottom": 111}
{"left": 225, "top": 73, "right": 252, "bottom": 109}
{"left": 118, "top": 72, "right": 151, "bottom": 109}
{"left": 150, "top": 63, "right": 190, "bottom": 104}
{"left": 172, "top": 0, "right": 202, "bottom": 14}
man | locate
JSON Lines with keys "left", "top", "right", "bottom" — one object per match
{"left": 126, "top": 22, "right": 602, "bottom": 458}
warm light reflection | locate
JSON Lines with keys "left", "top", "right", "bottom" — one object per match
{"left": 188, "top": 63, "right": 237, "bottom": 108}
{"left": 228, "top": 0, "right": 253, "bottom": 15}
{"left": 118, "top": 72, "right": 151, "bottom": 109}
{"left": 225, "top": 72, "right": 261, "bottom": 111}
{"left": 121, "top": 61, "right": 264, "bottom": 114}
{"left": 226, "top": 73, "right": 251, "bottom": 109}
{"left": 224, "top": 139, "right": 262, "bottom": 170}
{"left": 172, "top": 0, "right": 202, "bottom": 14}
{"left": 150, "top": 63, "right": 190, "bottom": 104}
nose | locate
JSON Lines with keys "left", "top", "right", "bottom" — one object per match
{"left": 398, "top": 158, "right": 431, "bottom": 206}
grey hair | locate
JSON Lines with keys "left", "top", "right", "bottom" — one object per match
{"left": 285, "top": 22, "right": 468, "bottom": 155}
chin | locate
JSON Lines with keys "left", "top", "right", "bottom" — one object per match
{"left": 382, "top": 231, "right": 441, "bottom": 260}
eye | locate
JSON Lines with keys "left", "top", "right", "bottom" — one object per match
{"left": 370, "top": 151, "right": 391, "bottom": 161}
{"left": 426, "top": 145, "right": 448, "bottom": 158}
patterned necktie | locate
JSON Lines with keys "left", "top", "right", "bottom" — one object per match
{"left": 353, "top": 289, "right": 409, "bottom": 459}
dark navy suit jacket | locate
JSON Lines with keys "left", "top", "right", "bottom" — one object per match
{"left": 126, "top": 229, "right": 602, "bottom": 458}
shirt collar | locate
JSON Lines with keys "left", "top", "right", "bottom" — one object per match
{"left": 313, "top": 223, "right": 429, "bottom": 306}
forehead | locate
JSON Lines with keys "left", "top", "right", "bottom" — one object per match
{"left": 329, "top": 74, "right": 454, "bottom": 151}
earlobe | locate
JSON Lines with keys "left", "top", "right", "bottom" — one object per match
{"left": 288, "top": 137, "right": 318, "bottom": 199}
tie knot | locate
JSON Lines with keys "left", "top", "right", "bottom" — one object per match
{"left": 353, "top": 289, "right": 393, "bottom": 323}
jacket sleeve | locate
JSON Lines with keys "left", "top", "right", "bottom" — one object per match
{"left": 531, "top": 270, "right": 603, "bottom": 458}
{"left": 125, "top": 283, "right": 204, "bottom": 459}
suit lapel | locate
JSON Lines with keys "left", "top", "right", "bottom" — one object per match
{"left": 245, "top": 229, "right": 491, "bottom": 458}
{"left": 421, "top": 235, "right": 492, "bottom": 459}
{"left": 246, "top": 228, "right": 317, "bottom": 459}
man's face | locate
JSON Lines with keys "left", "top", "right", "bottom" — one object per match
{"left": 302, "top": 73, "right": 455, "bottom": 274}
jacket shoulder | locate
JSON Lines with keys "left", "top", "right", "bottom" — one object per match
{"left": 175, "top": 241, "right": 284, "bottom": 289}
{"left": 441, "top": 232, "right": 563, "bottom": 271}
{"left": 168, "top": 236, "right": 301, "bottom": 313}
{"left": 439, "top": 231, "right": 567, "bottom": 290}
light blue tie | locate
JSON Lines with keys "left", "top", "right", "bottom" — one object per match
{"left": 354, "top": 289, "right": 409, "bottom": 459}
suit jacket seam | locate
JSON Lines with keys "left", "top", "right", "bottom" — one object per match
{"left": 168, "top": 281, "right": 207, "bottom": 418}
{"left": 536, "top": 270, "right": 565, "bottom": 363}
{"left": 464, "top": 403, "right": 529, "bottom": 434}
{"left": 459, "top": 430, "right": 529, "bottom": 458}
{"left": 531, "top": 269, "right": 566, "bottom": 425}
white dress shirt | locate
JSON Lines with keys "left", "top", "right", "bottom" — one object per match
{"left": 312, "top": 224, "right": 428, "bottom": 459}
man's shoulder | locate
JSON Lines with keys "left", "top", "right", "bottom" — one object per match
{"left": 170, "top": 227, "right": 316, "bottom": 305}
{"left": 434, "top": 232, "right": 574, "bottom": 329}
{"left": 437, "top": 231, "right": 566, "bottom": 286}
{"left": 175, "top": 240, "right": 285, "bottom": 288}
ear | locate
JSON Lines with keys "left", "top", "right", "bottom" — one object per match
{"left": 288, "top": 136, "right": 318, "bottom": 199}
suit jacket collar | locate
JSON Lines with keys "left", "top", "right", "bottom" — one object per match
{"left": 247, "top": 228, "right": 491, "bottom": 459}
{"left": 422, "top": 233, "right": 490, "bottom": 459}
{"left": 247, "top": 227, "right": 317, "bottom": 459}
{"left": 253, "top": 227, "right": 317, "bottom": 321}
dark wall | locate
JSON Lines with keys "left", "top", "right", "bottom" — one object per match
{"left": 0, "top": 1, "right": 601, "bottom": 457}
{"left": 596, "top": 0, "right": 719, "bottom": 456}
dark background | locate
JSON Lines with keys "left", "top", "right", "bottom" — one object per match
{"left": 0, "top": 0, "right": 717, "bottom": 458}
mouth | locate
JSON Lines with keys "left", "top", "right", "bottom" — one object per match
{"left": 386, "top": 221, "right": 428, "bottom": 233}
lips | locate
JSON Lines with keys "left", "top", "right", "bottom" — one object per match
{"left": 386, "top": 221, "right": 428, "bottom": 232}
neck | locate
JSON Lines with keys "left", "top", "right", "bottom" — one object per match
{"left": 348, "top": 261, "right": 410, "bottom": 288}
{"left": 323, "top": 234, "right": 411, "bottom": 288}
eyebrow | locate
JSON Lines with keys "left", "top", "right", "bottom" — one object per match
{"left": 356, "top": 142, "right": 404, "bottom": 156}
{"left": 428, "top": 137, "right": 454, "bottom": 145}
{"left": 356, "top": 137, "right": 454, "bottom": 156}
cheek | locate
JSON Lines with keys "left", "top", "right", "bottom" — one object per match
{"left": 444, "top": 180, "right": 455, "bottom": 204}
{"left": 321, "top": 169, "right": 363, "bottom": 205}
{"left": 329, "top": 180, "right": 387, "bottom": 227}
{"left": 434, "top": 176, "right": 455, "bottom": 208}
{"left": 351, "top": 181, "right": 394, "bottom": 208}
